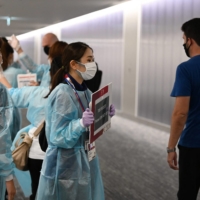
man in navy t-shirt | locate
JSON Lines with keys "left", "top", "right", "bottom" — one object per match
{"left": 167, "top": 18, "right": 200, "bottom": 200}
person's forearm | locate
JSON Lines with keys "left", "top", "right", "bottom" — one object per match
{"left": 168, "top": 113, "right": 187, "bottom": 148}
{"left": 0, "top": 77, "right": 12, "bottom": 88}
{"left": 6, "top": 179, "right": 16, "bottom": 200}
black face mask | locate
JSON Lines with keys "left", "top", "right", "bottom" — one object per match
{"left": 43, "top": 46, "right": 50, "bottom": 55}
{"left": 183, "top": 41, "right": 191, "bottom": 58}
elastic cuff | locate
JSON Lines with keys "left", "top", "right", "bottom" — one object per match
{"left": 80, "top": 119, "right": 86, "bottom": 128}
{"left": 5, "top": 174, "right": 13, "bottom": 182}
{"left": 18, "top": 52, "right": 26, "bottom": 58}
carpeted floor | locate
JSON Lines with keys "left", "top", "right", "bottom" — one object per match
{"left": 97, "top": 116, "right": 178, "bottom": 200}
{"left": 15, "top": 115, "right": 200, "bottom": 200}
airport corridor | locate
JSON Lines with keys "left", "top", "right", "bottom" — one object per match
{"left": 15, "top": 115, "right": 200, "bottom": 200}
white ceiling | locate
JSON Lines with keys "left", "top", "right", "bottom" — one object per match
{"left": 0, "top": 0, "right": 129, "bottom": 36}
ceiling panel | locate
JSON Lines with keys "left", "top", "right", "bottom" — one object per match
{"left": 0, "top": 0, "right": 129, "bottom": 36}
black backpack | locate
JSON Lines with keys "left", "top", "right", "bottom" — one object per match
{"left": 39, "top": 121, "right": 48, "bottom": 152}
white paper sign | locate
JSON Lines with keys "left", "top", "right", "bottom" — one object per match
{"left": 17, "top": 74, "right": 37, "bottom": 88}
{"left": 87, "top": 142, "right": 96, "bottom": 162}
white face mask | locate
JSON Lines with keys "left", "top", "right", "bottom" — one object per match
{"left": 76, "top": 61, "right": 97, "bottom": 80}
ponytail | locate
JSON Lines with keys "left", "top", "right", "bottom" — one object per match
{"left": 45, "top": 67, "right": 66, "bottom": 98}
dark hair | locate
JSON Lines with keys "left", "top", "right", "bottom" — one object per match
{"left": 48, "top": 41, "right": 68, "bottom": 60}
{"left": 47, "top": 42, "right": 92, "bottom": 97}
{"left": 49, "top": 56, "right": 62, "bottom": 83}
{"left": 181, "top": 18, "right": 200, "bottom": 46}
{"left": 44, "top": 56, "right": 63, "bottom": 98}
{"left": 0, "top": 37, "right": 14, "bottom": 70}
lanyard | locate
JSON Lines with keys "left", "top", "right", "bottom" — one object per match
{"left": 65, "top": 76, "right": 88, "bottom": 112}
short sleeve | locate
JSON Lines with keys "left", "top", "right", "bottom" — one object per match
{"left": 171, "top": 63, "right": 191, "bottom": 97}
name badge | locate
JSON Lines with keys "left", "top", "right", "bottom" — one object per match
{"left": 86, "top": 141, "right": 96, "bottom": 162}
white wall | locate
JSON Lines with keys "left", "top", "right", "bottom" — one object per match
{"left": 16, "top": 3, "right": 129, "bottom": 111}
{"left": 137, "top": 0, "right": 200, "bottom": 130}
{"left": 17, "top": 0, "right": 199, "bottom": 132}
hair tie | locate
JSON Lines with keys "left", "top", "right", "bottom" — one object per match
{"left": 62, "top": 66, "right": 65, "bottom": 69}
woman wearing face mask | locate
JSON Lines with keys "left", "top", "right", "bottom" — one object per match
{"left": 0, "top": 39, "right": 16, "bottom": 200}
{"left": 0, "top": 82, "right": 16, "bottom": 200}
{"left": 0, "top": 38, "right": 24, "bottom": 140}
{"left": 0, "top": 56, "right": 65, "bottom": 200}
{"left": 0, "top": 38, "right": 21, "bottom": 141}
{"left": 36, "top": 42, "right": 115, "bottom": 200}
{"left": 0, "top": 37, "right": 26, "bottom": 88}
{"left": 0, "top": 42, "right": 67, "bottom": 200}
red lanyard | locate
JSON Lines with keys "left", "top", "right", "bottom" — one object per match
{"left": 65, "top": 76, "right": 87, "bottom": 112}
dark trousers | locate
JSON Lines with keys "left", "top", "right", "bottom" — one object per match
{"left": 28, "top": 158, "right": 43, "bottom": 200}
{"left": 178, "top": 145, "right": 200, "bottom": 200}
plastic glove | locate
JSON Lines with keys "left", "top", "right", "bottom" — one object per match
{"left": 109, "top": 104, "right": 115, "bottom": 117}
{"left": 8, "top": 35, "right": 21, "bottom": 51}
{"left": 82, "top": 108, "right": 94, "bottom": 127}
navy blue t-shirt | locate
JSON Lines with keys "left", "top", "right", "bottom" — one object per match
{"left": 171, "top": 55, "right": 200, "bottom": 148}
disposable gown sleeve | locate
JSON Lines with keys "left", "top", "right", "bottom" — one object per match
{"left": 0, "top": 85, "right": 14, "bottom": 179}
{"left": 8, "top": 87, "right": 37, "bottom": 108}
{"left": 11, "top": 61, "right": 22, "bottom": 69}
{"left": 49, "top": 88, "right": 87, "bottom": 149}
{"left": 19, "top": 53, "right": 48, "bottom": 81}
{"left": 4, "top": 67, "right": 27, "bottom": 88}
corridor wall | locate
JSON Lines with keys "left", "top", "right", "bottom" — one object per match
{"left": 16, "top": 5, "right": 125, "bottom": 110}
{"left": 15, "top": 0, "right": 200, "bottom": 131}
{"left": 137, "top": 0, "right": 200, "bottom": 125}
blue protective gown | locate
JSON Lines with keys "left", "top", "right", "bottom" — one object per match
{"left": 36, "top": 83, "right": 105, "bottom": 200}
{"left": 0, "top": 83, "right": 15, "bottom": 200}
{"left": 9, "top": 86, "right": 49, "bottom": 146}
{"left": 19, "top": 54, "right": 50, "bottom": 87}
{"left": 4, "top": 61, "right": 26, "bottom": 88}
{"left": 9, "top": 106, "right": 21, "bottom": 142}
{"left": 9, "top": 86, "right": 49, "bottom": 197}
{"left": 4, "top": 61, "right": 26, "bottom": 134}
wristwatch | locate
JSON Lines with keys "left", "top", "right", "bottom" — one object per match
{"left": 167, "top": 147, "right": 176, "bottom": 153}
